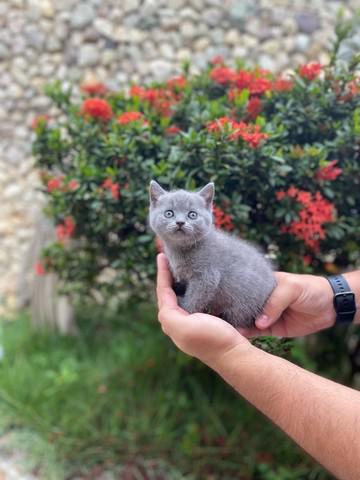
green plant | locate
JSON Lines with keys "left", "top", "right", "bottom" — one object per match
{"left": 32, "top": 21, "right": 360, "bottom": 303}
{"left": 0, "top": 311, "right": 338, "bottom": 479}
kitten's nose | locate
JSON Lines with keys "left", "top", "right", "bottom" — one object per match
{"left": 176, "top": 221, "right": 185, "bottom": 228}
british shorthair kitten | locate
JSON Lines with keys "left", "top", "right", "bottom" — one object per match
{"left": 149, "top": 181, "right": 276, "bottom": 328}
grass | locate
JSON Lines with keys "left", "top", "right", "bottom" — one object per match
{"left": 0, "top": 305, "right": 337, "bottom": 479}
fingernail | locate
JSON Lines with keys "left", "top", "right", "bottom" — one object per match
{"left": 256, "top": 315, "right": 270, "bottom": 328}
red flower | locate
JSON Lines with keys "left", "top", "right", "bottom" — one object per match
{"left": 207, "top": 118, "right": 268, "bottom": 148}
{"left": 129, "top": 85, "right": 180, "bottom": 117}
{"left": 166, "top": 76, "right": 187, "bottom": 89}
{"left": 228, "top": 122, "right": 269, "bottom": 148}
{"left": 81, "top": 98, "right": 113, "bottom": 121}
{"left": 296, "top": 190, "right": 312, "bottom": 204}
{"left": 34, "top": 261, "right": 46, "bottom": 276}
{"left": 277, "top": 188, "right": 335, "bottom": 251}
{"left": 213, "top": 205, "right": 234, "bottom": 231}
{"left": 272, "top": 77, "right": 294, "bottom": 92}
{"left": 31, "top": 115, "right": 49, "bottom": 129}
{"left": 102, "top": 178, "right": 120, "bottom": 200}
{"left": 80, "top": 82, "right": 108, "bottom": 96}
{"left": 102, "top": 178, "right": 113, "bottom": 189}
{"left": 287, "top": 186, "right": 299, "bottom": 198}
{"left": 56, "top": 217, "right": 75, "bottom": 243}
{"left": 275, "top": 190, "right": 286, "bottom": 200}
{"left": 165, "top": 125, "right": 181, "bottom": 135}
{"left": 249, "top": 77, "right": 272, "bottom": 96}
{"left": 206, "top": 116, "right": 236, "bottom": 132}
{"left": 209, "top": 66, "right": 236, "bottom": 85}
{"left": 316, "top": 160, "right": 342, "bottom": 181}
{"left": 47, "top": 177, "right": 63, "bottom": 192}
{"left": 210, "top": 55, "right": 225, "bottom": 66}
{"left": 299, "top": 62, "right": 322, "bottom": 81}
{"left": 117, "top": 111, "right": 146, "bottom": 125}
{"left": 68, "top": 179, "right": 79, "bottom": 191}
{"left": 246, "top": 97, "right": 262, "bottom": 120}
{"left": 233, "top": 70, "right": 253, "bottom": 89}
{"left": 110, "top": 184, "right": 120, "bottom": 200}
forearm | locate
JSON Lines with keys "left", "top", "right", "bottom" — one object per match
{"left": 343, "top": 270, "right": 360, "bottom": 324}
{"left": 210, "top": 345, "right": 360, "bottom": 480}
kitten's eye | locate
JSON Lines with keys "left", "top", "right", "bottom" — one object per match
{"left": 188, "top": 211, "right": 197, "bottom": 219}
{"left": 164, "top": 210, "right": 174, "bottom": 218}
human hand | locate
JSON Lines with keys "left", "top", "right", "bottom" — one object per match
{"left": 240, "top": 272, "right": 336, "bottom": 338}
{"left": 156, "top": 253, "right": 251, "bottom": 365}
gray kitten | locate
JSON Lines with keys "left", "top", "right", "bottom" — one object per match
{"left": 149, "top": 181, "right": 276, "bottom": 328}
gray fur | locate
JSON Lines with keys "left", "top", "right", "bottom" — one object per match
{"left": 149, "top": 181, "right": 276, "bottom": 328}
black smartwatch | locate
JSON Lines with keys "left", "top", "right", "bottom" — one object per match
{"left": 326, "top": 274, "right": 357, "bottom": 325}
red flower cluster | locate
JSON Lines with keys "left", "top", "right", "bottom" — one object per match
{"left": 81, "top": 98, "right": 113, "bottom": 121}
{"left": 47, "top": 177, "right": 62, "bottom": 192}
{"left": 56, "top": 217, "right": 75, "bottom": 243}
{"left": 80, "top": 82, "right": 108, "bottom": 96}
{"left": 207, "top": 117, "right": 269, "bottom": 148}
{"left": 229, "top": 123, "right": 268, "bottom": 148}
{"left": 277, "top": 187, "right": 335, "bottom": 251}
{"left": 210, "top": 68, "right": 273, "bottom": 93}
{"left": 165, "top": 125, "right": 181, "bottom": 135}
{"left": 213, "top": 205, "right": 234, "bottom": 231}
{"left": 117, "top": 111, "right": 147, "bottom": 125}
{"left": 249, "top": 76, "right": 272, "bottom": 96}
{"left": 206, "top": 116, "right": 236, "bottom": 132}
{"left": 246, "top": 97, "right": 262, "bottom": 120}
{"left": 272, "top": 77, "right": 294, "bottom": 92}
{"left": 47, "top": 177, "right": 79, "bottom": 193}
{"left": 299, "top": 62, "right": 322, "bottom": 81}
{"left": 130, "top": 84, "right": 182, "bottom": 117}
{"left": 102, "top": 178, "right": 120, "bottom": 200}
{"left": 315, "top": 160, "right": 342, "bottom": 181}
{"left": 31, "top": 115, "right": 50, "bottom": 129}
{"left": 166, "top": 76, "right": 187, "bottom": 90}
{"left": 209, "top": 66, "right": 237, "bottom": 85}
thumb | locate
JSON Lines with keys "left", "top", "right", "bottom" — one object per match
{"left": 256, "top": 273, "right": 301, "bottom": 330}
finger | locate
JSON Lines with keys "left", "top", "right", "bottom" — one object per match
{"left": 156, "top": 253, "right": 178, "bottom": 310}
{"left": 255, "top": 273, "right": 301, "bottom": 330}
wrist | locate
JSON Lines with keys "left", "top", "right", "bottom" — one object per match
{"left": 208, "top": 341, "right": 263, "bottom": 380}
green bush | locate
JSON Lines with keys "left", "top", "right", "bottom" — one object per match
{"left": 32, "top": 24, "right": 360, "bottom": 300}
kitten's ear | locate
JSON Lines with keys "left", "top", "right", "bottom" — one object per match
{"left": 198, "top": 182, "right": 214, "bottom": 209}
{"left": 149, "top": 180, "right": 167, "bottom": 206}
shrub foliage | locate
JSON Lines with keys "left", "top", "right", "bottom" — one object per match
{"left": 33, "top": 31, "right": 360, "bottom": 300}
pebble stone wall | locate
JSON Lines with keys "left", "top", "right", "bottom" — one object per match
{"left": 0, "top": 0, "right": 358, "bottom": 313}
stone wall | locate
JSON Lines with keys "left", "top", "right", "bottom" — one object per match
{"left": 0, "top": 0, "right": 358, "bottom": 312}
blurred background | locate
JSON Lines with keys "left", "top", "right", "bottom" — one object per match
{"left": 1, "top": 0, "right": 359, "bottom": 314}
{"left": 0, "top": 0, "right": 359, "bottom": 479}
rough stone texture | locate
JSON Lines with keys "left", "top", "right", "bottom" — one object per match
{"left": 0, "top": 0, "right": 359, "bottom": 314}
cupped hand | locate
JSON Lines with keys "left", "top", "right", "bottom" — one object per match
{"left": 156, "top": 253, "right": 250, "bottom": 365}
{"left": 239, "top": 272, "right": 336, "bottom": 338}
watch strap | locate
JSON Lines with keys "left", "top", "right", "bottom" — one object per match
{"left": 326, "top": 275, "right": 357, "bottom": 324}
